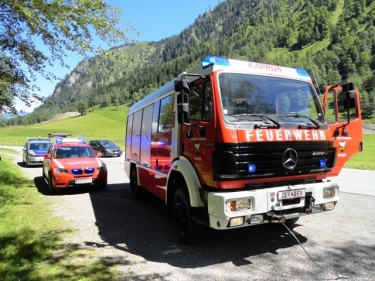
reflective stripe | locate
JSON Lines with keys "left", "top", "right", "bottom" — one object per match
{"left": 53, "top": 159, "right": 65, "bottom": 168}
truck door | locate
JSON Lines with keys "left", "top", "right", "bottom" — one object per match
{"left": 322, "top": 83, "right": 363, "bottom": 176}
{"left": 179, "top": 77, "right": 216, "bottom": 186}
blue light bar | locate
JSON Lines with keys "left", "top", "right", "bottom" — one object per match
{"left": 72, "top": 168, "right": 83, "bottom": 175}
{"left": 85, "top": 168, "right": 95, "bottom": 174}
{"left": 55, "top": 137, "right": 63, "bottom": 144}
{"left": 319, "top": 159, "right": 327, "bottom": 168}
{"left": 248, "top": 164, "right": 257, "bottom": 173}
{"left": 296, "top": 68, "right": 310, "bottom": 77}
{"left": 201, "top": 56, "right": 231, "bottom": 69}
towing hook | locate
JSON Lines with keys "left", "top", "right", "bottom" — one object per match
{"left": 306, "top": 193, "right": 315, "bottom": 205}
{"left": 304, "top": 193, "right": 316, "bottom": 214}
{"left": 265, "top": 212, "right": 285, "bottom": 223}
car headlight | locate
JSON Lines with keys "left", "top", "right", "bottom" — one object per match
{"left": 28, "top": 151, "right": 36, "bottom": 157}
{"left": 53, "top": 168, "right": 69, "bottom": 173}
{"left": 98, "top": 162, "right": 107, "bottom": 171}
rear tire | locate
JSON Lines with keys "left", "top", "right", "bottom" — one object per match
{"left": 129, "top": 167, "right": 146, "bottom": 200}
{"left": 173, "top": 188, "right": 206, "bottom": 245}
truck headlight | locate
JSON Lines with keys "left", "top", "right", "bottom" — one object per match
{"left": 226, "top": 198, "right": 252, "bottom": 213}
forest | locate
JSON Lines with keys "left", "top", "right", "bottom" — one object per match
{"left": 3, "top": 0, "right": 375, "bottom": 126}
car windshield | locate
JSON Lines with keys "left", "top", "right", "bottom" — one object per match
{"left": 99, "top": 140, "right": 118, "bottom": 148}
{"left": 55, "top": 146, "right": 96, "bottom": 159}
{"left": 218, "top": 73, "right": 326, "bottom": 128}
{"left": 30, "top": 143, "right": 50, "bottom": 150}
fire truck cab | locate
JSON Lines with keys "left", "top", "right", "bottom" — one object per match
{"left": 125, "top": 56, "right": 362, "bottom": 244}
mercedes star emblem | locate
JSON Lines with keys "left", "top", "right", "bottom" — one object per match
{"left": 282, "top": 148, "right": 298, "bottom": 170}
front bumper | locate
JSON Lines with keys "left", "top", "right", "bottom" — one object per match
{"left": 26, "top": 156, "right": 44, "bottom": 165}
{"left": 51, "top": 171, "right": 108, "bottom": 189}
{"left": 103, "top": 150, "right": 122, "bottom": 157}
{"left": 207, "top": 181, "right": 339, "bottom": 230}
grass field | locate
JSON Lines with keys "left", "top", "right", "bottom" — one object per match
{"left": 0, "top": 104, "right": 373, "bottom": 170}
{"left": 0, "top": 151, "right": 118, "bottom": 280}
{"left": 0, "top": 104, "right": 128, "bottom": 148}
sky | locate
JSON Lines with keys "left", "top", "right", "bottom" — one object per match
{"left": 17, "top": 0, "right": 221, "bottom": 112}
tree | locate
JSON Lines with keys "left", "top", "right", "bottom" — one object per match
{"left": 0, "top": 0, "right": 137, "bottom": 114}
{"left": 76, "top": 100, "right": 88, "bottom": 115}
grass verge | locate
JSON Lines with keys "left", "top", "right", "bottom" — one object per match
{"left": 0, "top": 150, "right": 119, "bottom": 281}
{"left": 343, "top": 134, "right": 375, "bottom": 170}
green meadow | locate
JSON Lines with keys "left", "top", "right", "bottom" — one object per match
{"left": 0, "top": 105, "right": 128, "bottom": 148}
{"left": 0, "top": 150, "right": 121, "bottom": 280}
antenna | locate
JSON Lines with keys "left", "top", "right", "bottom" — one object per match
{"left": 310, "top": 64, "right": 321, "bottom": 95}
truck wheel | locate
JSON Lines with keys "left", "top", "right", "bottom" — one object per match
{"left": 48, "top": 173, "right": 56, "bottom": 194}
{"left": 173, "top": 188, "right": 205, "bottom": 244}
{"left": 129, "top": 167, "right": 145, "bottom": 200}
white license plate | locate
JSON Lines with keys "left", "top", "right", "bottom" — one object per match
{"left": 75, "top": 178, "right": 92, "bottom": 184}
{"left": 278, "top": 189, "right": 305, "bottom": 200}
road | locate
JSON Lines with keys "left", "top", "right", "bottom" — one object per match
{"left": 333, "top": 168, "right": 375, "bottom": 196}
{"left": 3, "top": 146, "right": 375, "bottom": 280}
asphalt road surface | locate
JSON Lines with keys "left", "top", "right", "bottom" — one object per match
{"left": 4, "top": 146, "right": 375, "bottom": 281}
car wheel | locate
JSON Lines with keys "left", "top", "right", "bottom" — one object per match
{"left": 48, "top": 172, "right": 56, "bottom": 194}
{"left": 129, "top": 167, "right": 146, "bottom": 200}
{"left": 173, "top": 187, "right": 206, "bottom": 245}
{"left": 97, "top": 181, "right": 107, "bottom": 189}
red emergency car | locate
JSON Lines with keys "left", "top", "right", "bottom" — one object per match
{"left": 43, "top": 138, "right": 108, "bottom": 193}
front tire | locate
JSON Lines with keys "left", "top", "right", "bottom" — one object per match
{"left": 48, "top": 172, "right": 56, "bottom": 194}
{"left": 173, "top": 188, "right": 206, "bottom": 245}
{"left": 97, "top": 181, "right": 107, "bottom": 189}
{"left": 129, "top": 167, "right": 146, "bottom": 200}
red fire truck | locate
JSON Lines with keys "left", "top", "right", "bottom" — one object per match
{"left": 125, "top": 56, "right": 362, "bottom": 244}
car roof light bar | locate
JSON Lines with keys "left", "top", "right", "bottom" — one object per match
{"left": 55, "top": 137, "right": 85, "bottom": 144}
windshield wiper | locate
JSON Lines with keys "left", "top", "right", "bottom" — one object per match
{"left": 285, "top": 113, "right": 320, "bottom": 129}
{"left": 249, "top": 114, "right": 281, "bottom": 129}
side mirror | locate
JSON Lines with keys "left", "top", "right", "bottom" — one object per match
{"left": 97, "top": 152, "right": 103, "bottom": 157}
{"left": 44, "top": 154, "right": 51, "bottom": 159}
{"left": 174, "top": 80, "right": 183, "bottom": 92}
{"left": 342, "top": 82, "right": 355, "bottom": 109}
{"left": 175, "top": 79, "right": 190, "bottom": 125}
{"left": 177, "top": 92, "right": 189, "bottom": 124}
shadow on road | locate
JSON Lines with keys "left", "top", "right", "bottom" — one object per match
{"left": 85, "top": 183, "right": 308, "bottom": 269}
{"left": 31, "top": 172, "right": 307, "bottom": 268}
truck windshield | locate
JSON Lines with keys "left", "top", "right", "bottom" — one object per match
{"left": 218, "top": 73, "right": 326, "bottom": 127}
